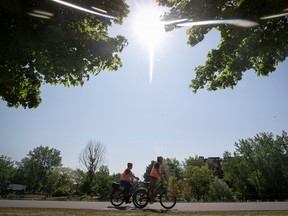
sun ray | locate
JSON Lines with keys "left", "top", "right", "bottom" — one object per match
{"left": 149, "top": 45, "right": 154, "bottom": 83}
{"left": 131, "top": 2, "right": 166, "bottom": 83}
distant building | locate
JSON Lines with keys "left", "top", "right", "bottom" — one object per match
{"left": 202, "top": 156, "right": 223, "bottom": 178}
{"left": 7, "top": 184, "right": 26, "bottom": 194}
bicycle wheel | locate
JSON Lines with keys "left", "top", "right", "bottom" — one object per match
{"left": 133, "top": 189, "right": 149, "bottom": 208}
{"left": 110, "top": 189, "right": 124, "bottom": 206}
{"left": 160, "top": 189, "right": 176, "bottom": 209}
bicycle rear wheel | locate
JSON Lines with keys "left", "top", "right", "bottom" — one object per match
{"left": 133, "top": 189, "right": 149, "bottom": 208}
{"left": 160, "top": 189, "right": 176, "bottom": 209}
{"left": 110, "top": 189, "right": 124, "bottom": 206}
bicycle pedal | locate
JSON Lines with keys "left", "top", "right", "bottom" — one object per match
{"left": 149, "top": 198, "right": 156, "bottom": 204}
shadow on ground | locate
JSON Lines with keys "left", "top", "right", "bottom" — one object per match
{"left": 107, "top": 205, "right": 174, "bottom": 213}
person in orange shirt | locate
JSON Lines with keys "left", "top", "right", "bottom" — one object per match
{"left": 120, "top": 162, "right": 139, "bottom": 203}
{"left": 149, "top": 156, "right": 163, "bottom": 198}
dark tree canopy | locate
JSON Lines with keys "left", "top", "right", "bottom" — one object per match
{"left": 222, "top": 131, "right": 288, "bottom": 200}
{"left": 157, "top": 0, "right": 288, "bottom": 92}
{"left": 0, "top": 155, "right": 15, "bottom": 190}
{"left": 17, "top": 145, "right": 62, "bottom": 192}
{"left": 0, "top": 0, "right": 129, "bottom": 108}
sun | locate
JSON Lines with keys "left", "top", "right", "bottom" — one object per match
{"left": 131, "top": 4, "right": 166, "bottom": 82}
{"left": 132, "top": 5, "right": 165, "bottom": 47}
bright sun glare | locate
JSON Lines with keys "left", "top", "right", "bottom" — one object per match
{"left": 133, "top": 6, "right": 165, "bottom": 46}
{"left": 132, "top": 4, "right": 166, "bottom": 82}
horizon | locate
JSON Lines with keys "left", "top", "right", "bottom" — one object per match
{"left": 1, "top": 0, "right": 288, "bottom": 179}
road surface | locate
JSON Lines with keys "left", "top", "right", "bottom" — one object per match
{"left": 1, "top": 200, "right": 288, "bottom": 212}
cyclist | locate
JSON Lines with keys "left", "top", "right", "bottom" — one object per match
{"left": 120, "top": 162, "right": 139, "bottom": 203}
{"left": 149, "top": 156, "right": 163, "bottom": 200}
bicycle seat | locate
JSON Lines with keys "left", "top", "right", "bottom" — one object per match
{"left": 112, "top": 182, "right": 121, "bottom": 190}
{"left": 144, "top": 181, "right": 150, "bottom": 187}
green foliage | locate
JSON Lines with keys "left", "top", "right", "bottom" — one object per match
{"left": 183, "top": 165, "right": 214, "bottom": 201}
{"left": 168, "top": 175, "right": 188, "bottom": 201}
{"left": 0, "top": 155, "right": 15, "bottom": 190}
{"left": 46, "top": 167, "right": 77, "bottom": 196}
{"left": 222, "top": 131, "right": 288, "bottom": 200}
{"left": 71, "top": 165, "right": 112, "bottom": 200}
{"left": 157, "top": 0, "right": 288, "bottom": 92}
{"left": 92, "top": 169, "right": 112, "bottom": 200}
{"left": 209, "top": 177, "right": 235, "bottom": 202}
{"left": 234, "top": 131, "right": 288, "bottom": 200}
{"left": 164, "top": 158, "right": 183, "bottom": 180}
{"left": 222, "top": 151, "right": 254, "bottom": 200}
{"left": 0, "top": 0, "right": 129, "bottom": 108}
{"left": 110, "top": 173, "right": 121, "bottom": 182}
{"left": 2, "top": 131, "right": 288, "bottom": 201}
{"left": 16, "top": 146, "right": 62, "bottom": 192}
{"left": 184, "top": 156, "right": 206, "bottom": 167}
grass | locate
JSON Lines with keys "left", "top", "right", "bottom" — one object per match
{"left": 0, "top": 208, "right": 288, "bottom": 216}
{"left": 1, "top": 194, "right": 96, "bottom": 202}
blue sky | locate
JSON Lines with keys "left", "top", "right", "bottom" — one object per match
{"left": 1, "top": 0, "right": 288, "bottom": 178}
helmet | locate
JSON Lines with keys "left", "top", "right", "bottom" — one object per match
{"left": 127, "top": 163, "right": 133, "bottom": 167}
{"left": 157, "top": 156, "right": 163, "bottom": 163}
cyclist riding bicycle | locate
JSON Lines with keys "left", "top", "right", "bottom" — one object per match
{"left": 120, "top": 162, "right": 139, "bottom": 203}
{"left": 149, "top": 156, "right": 163, "bottom": 200}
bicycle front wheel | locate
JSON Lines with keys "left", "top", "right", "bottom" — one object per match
{"left": 133, "top": 189, "right": 149, "bottom": 208}
{"left": 110, "top": 189, "right": 124, "bottom": 207}
{"left": 160, "top": 189, "right": 176, "bottom": 209}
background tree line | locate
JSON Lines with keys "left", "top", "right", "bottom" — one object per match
{"left": 1, "top": 131, "right": 288, "bottom": 201}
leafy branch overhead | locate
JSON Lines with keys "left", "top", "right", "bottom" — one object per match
{"left": 157, "top": 0, "right": 288, "bottom": 92}
{"left": 1, "top": 0, "right": 287, "bottom": 109}
{"left": 0, "top": 0, "right": 129, "bottom": 108}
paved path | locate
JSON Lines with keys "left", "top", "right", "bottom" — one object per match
{"left": 1, "top": 200, "right": 288, "bottom": 212}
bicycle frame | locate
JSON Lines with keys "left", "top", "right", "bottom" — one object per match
{"left": 146, "top": 181, "right": 166, "bottom": 200}
{"left": 110, "top": 180, "right": 143, "bottom": 207}
{"left": 129, "top": 181, "right": 141, "bottom": 196}
{"left": 132, "top": 181, "right": 177, "bottom": 209}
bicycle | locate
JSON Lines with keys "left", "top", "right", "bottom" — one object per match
{"left": 110, "top": 180, "right": 143, "bottom": 207}
{"left": 132, "top": 181, "right": 177, "bottom": 209}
